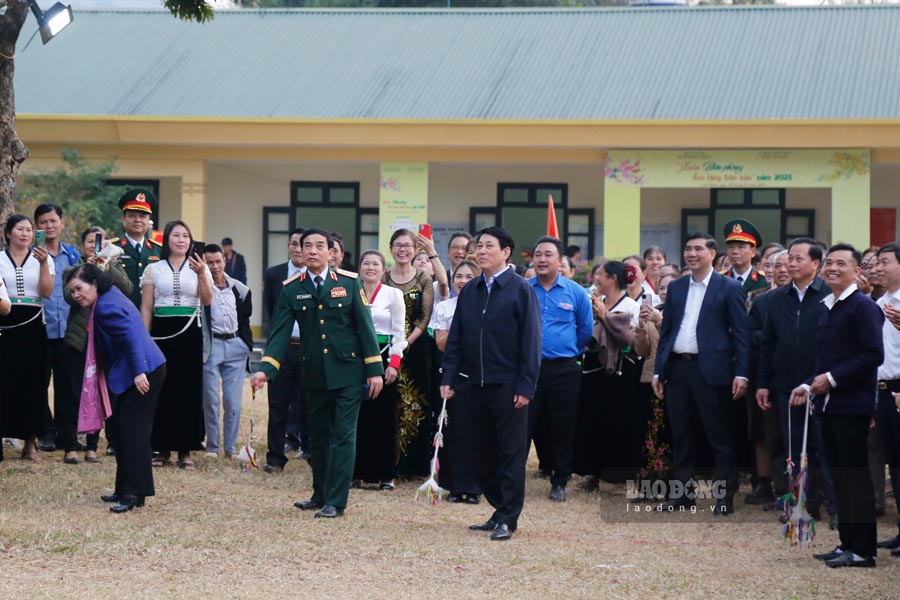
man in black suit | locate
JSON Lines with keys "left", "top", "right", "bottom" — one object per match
{"left": 261, "top": 228, "right": 308, "bottom": 471}
{"left": 653, "top": 232, "right": 750, "bottom": 515}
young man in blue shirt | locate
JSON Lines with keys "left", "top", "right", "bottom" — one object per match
{"left": 528, "top": 235, "right": 593, "bottom": 502}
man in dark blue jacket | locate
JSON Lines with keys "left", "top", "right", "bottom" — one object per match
{"left": 441, "top": 227, "right": 542, "bottom": 541}
{"left": 653, "top": 232, "right": 749, "bottom": 515}
{"left": 792, "top": 243, "right": 884, "bottom": 568}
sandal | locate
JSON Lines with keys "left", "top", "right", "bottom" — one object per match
{"left": 151, "top": 452, "right": 171, "bottom": 468}
{"left": 178, "top": 460, "right": 196, "bottom": 471}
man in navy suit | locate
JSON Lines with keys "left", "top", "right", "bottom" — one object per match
{"left": 653, "top": 232, "right": 750, "bottom": 515}
{"left": 261, "top": 228, "right": 308, "bottom": 470}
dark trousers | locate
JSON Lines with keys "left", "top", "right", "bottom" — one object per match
{"left": 64, "top": 347, "right": 100, "bottom": 452}
{"left": 666, "top": 358, "right": 737, "bottom": 501}
{"left": 48, "top": 339, "right": 78, "bottom": 451}
{"left": 115, "top": 365, "right": 165, "bottom": 497}
{"left": 470, "top": 382, "right": 528, "bottom": 530}
{"left": 823, "top": 413, "right": 877, "bottom": 558}
{"left": 305, "top": 385, "right": 362, "bottom": 509}
{"left": 877, "top": 387, "right": 900, "bottom": 533}
{"left": 266, "top": 344, "right": 303, "bottom": 467}
{"left": 528, "top": 358, "right": 581, "bottom": 487}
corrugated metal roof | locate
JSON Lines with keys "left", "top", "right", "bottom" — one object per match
{"left": 13, "top": 6, "right": 900, "bottom": 120}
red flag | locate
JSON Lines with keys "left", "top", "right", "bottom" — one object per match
{"left": 547, "top": 195, "right": 560, "bottom": 238}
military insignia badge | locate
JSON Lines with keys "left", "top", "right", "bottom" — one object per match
{"left": 296, "top": 294, "right": 312, "bottom": 300}
{"left": 733, "top": 223, "right": 743, "bottom": 234}
{"left": 360, "top": 288, "right": 369, "bottom": 306}
{"left": 148, "top": 256, "right": 160, "bottom": 261}
{"left": 331, "top": 287, "right": 347, "bottom": 298}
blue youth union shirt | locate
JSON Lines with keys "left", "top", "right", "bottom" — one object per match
{"left": 529, "top": 274, "right": 593, "bottom": 360}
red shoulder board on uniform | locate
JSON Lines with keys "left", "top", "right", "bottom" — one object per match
{"left": 751, "top": 270, "right": 759, "bottom": 282}
{"left": 119, "top": 238, "right": 128, "bottom": 247}
{"left": 282, "top": 272, "right": 304, "bottom": 286}
{"left": 335, "top": 268, "right": 358, "bottom": 279}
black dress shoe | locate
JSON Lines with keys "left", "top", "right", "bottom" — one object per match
{"left": 85, "top": 455, "right": 102, "bottom": 464}
{"left": 63, "top": 456, "right": 81, "bottom": 465}
{"left": 314, "top": 505, "right": 344, "bottom": 518}
{"left": 549, "top": 485, "right": 566, "bottom": 502}
{"left": 469, "top": 519, "right": 498, "bottom": 531}
{"left": 490, "top": 524, "right": 513, "bottom": 541}
{"left": 110, "top": 495, "right": 145, "bottom": 514}
{"left": 712, "top": 499, "right": 733, "bottom": 516}
{"left": 877, "top": 534, "right": 900, "bottom": 549}
{"left": 826, "top": 552, "right": 875, "bottom": 568}
{"left": 294, "top": 499, "right": 324, "bottom": 511}
{"left": 464, "top": 494, "right": 481, "bottom": 505}
{"left": 106, "top": 446, "right": 116, "bottom": 456}
{"left": 446, "top": 493, "right": 465, "bottom": 503}
{"left": 743, "top": 482, "right": 775, "bottom": 505}
{"left": 891, "top": 546, "right": 900, "bottom": 557}
{"left": 660, "top": 498, "right": 695, "bottom": 511}
{"left": 100, "top": 493, "right": 120, "bottom": 503}
{"left": 813, "top": 546, "right": 845, "bottom": 561}
{"left": 263, "top": 463, "right": 284, "bottom": 474}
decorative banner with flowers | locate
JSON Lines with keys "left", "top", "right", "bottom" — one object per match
{"left": 379, "top": 162, "right": 429, "bottom": 263}
{"left": 602, "top": 149, "right": 870, "bottom": 258}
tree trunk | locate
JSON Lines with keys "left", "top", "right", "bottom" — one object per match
{"left": 0, "top": 1, "right": 32, "bottom": 248}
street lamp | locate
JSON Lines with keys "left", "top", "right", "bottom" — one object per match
{"left": 29, "top": 1, "right": 74, "bottom": 45}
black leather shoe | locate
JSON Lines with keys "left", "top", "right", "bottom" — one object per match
{"left": 314, "top": 505, "right": 344, "bottom": 518}
{"left": 37, "top": 437, "right": 56, "bottom": 452}
{"left": 469, "top": 519, "right": 498, "bottom": 531}
{"left": 100, "top": 493, "right": 119, "bottom": 503}
{"left": 464, "top": 494, "right": 481, "bottom": 505}
{"left": 263, "top": 463, "right": 283, "bottom": 474}
{"left": 446, "top": 493, "right": 465, "bottom": 503}
{"left": 549, "top": 485, "right": 566, "bottom": 502}
{"left": 660, "top": 497, "right": 695, "bottom": 511}
{"left": 877, "top": 534, "right": 900, "bottom": 549}
{"left": 110, "top": 495, "right": 145, "bottom": 513}
{"left": 891, "top": 546, "right": 900, "bottom": 557}
{"left": 63, "top": 456, "right": 81, "bottom": 465}
{"left": 106, "top": 446, "right": 116, "bottom": 456}
{"left": 813, "top": 547, "right": 844, "bottom": 561}
{"left": 826, "top": 552, "right": 875, "bottom": 568}
{"left": 743, "top": 483, "right": 775, "bottom": 505}
{"left": 712, "top": 499, "right": 734, "bottom": 516}
{"left": 293, "top": 499, "right": 324, "bottom": 511}
{"left": 490, "top": 524, "right": 513, "bottom": 541}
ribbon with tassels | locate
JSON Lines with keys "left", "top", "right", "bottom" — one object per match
{"left": 237, "top": 387, "right": 260, "bottom": 472}
{"left": 416, "top": 392, "right": 449, "bottom": 504}
{"left": 782, "top": 390, "right": 815, "bottom": 548}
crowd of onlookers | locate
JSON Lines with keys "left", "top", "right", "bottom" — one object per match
{"left": 2, "top": 193, "right": 899, "bottom": 562}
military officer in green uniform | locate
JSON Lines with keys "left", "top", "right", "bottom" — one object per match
{"left": 251, "top": 228, "right": 384, "bottom": 518}
{"left": 723, "top": 218, "right": 769, "bottom": 298}
{"left": 110, "top": 189, "right": 162, "bottom": 307}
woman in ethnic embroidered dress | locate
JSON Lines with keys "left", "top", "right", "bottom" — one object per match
{"left": 0, "top": 214, "right": 54, "bottom": 461}
{"left": 383, "top": 228, "right": 434, "bottom": 477}
{"left": 353, "top": 250, "right": 407, "bottom": 489}
{"left": 141, "top": 220, "right": 212, "bottom": 470}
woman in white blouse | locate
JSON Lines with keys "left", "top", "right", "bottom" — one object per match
{"left": 140, "top": 220, "right": 212, "bottom": 471}
{"left": 0, "top": 214, "right": 54, "bottom": 461}
{"left": 353, "top": 250, "right": 407, "bottom": 490}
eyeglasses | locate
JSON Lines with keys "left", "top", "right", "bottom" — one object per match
{"left": 392, "top": 243, "right": 414, "bottom": 250}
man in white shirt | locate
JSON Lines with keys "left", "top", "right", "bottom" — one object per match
{"left": 202, "top": 244, "right": 252, "bottom": 458}
{"left": 653, "top": 232, "right": 749, "bottom": 515}
{"left": 872, "top": 243, "right": 900, "bottom": 555}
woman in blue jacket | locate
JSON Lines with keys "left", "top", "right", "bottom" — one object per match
{"left": 66, "top": 263, "right": 166, "bottom": 514}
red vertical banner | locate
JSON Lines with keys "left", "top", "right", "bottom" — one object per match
{"left": 871, "top": 208, "right": 897, "bottom": 247}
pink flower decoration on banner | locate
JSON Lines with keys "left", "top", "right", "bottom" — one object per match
{"left": 604, "top": 155, "right": 645, "bottom": 185}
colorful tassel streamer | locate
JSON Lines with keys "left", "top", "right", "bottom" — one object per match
{"left": 237, "top": 387, "right": 260, "bottom": 473}
{"left": 416, "top": 393, "right": 449, "bottom": 504}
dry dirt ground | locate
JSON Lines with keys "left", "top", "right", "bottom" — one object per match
{"left": 2, "top": 382, "right": 899, "bottom": 599}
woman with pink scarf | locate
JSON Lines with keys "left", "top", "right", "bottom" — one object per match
{"left": 66, "top": 263, "right": 166, "bottom": 514}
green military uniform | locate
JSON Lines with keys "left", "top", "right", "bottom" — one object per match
{"left": 114, "top": 236, "right": 162, "bottom": 307}
{"left": 726, "top": 265, "right": 769, "bottom": 295}
{"left": 259, "top": 266, "right": 383, "bottom": 510}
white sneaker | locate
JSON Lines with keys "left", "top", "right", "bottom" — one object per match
{"left": 205, "top": 452, "right": 219, "bottom": 458}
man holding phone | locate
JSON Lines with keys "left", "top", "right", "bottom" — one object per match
{"left": 34, "top": 204, "right": 81, "bottom": 455}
